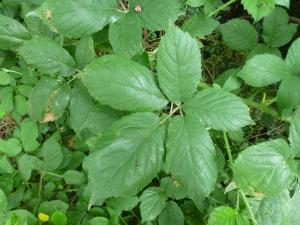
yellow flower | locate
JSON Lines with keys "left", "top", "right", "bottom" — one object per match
{"left": 38, "top": 212, "right": 49, "bottom": 222}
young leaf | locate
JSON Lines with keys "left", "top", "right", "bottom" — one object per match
{"left": 285, "top": 38, "right": 300, "bottom": 76}
{"left": 241, "top": 0, "right": 275, "bottom": 21}
{"left": 0, "top": 14, "right": 31, "bottom": 50}
{"left": 208, "top": 206, "right": 249, "bottom": 225}
{"left": 157, "top": 27, "right": 202, "bottom": 102}
{"left": 30, "top": 77, "right": 71, "bottom": 122}
{"left": 83, "top": 113, "right": 166, "bottom": 202}
{"left": 18, "top": 37, "right": 76, "bottom": 77}
{"left": 238, "top": 54, "right": 289, "bottom": 87}
{"left": 50, "top": 211, "right": 67, "bottom": 225}
{"left": 40, "top": 0, "right": 118, "bottom": 38}
{"left": 289, "top": 109, "right": 300, "bottom": 157}
{"left": 131, "top": 0, "right": 181, "bottom": 30}
{"left": 233, "top": 139, "right": 293, "bottom": 196}
{"left": 82, "top": 55, "right": 168, "bottom": 112}
{"left": 220, "top": 19, "right": 257, "bottom": 51}
{"left": 263, "top": 7, "right": 297, "bottom": 47}
{"left": 184, "top": 88, "right": 252, "bottom": 131}
{"left": 109, "top": 13, "right": 142, "bottom": 57}
{"left": 165, "top": 115, "right": 218, "bottom": 201}
{"left": 15, "top": 95, "right": 29, "bottom": 116}
{"left": 20, "top": 120, "right": 39, "bottom": 152}
{"left": 41, "top": 137, "right": 63, "bottom": 171}
{"left": 140, "top": 187, "right": 166, "bottom": 222}
{"left": 276, "top": 75, "right": 300, "bottom": 111}
{"left": 0, "top": 156, "right": 15, "bottom": 174}
{"left": 75, "top": 36, "right": 96, "bottom": 69}
{"left": 158, "top": 201, "right": 184, "bottom": 225}
{"left": 182, "top": 13, "right": 219, "bottom": 37}
{"left": 160, "top": 177, "right": 187, "bottom": 200}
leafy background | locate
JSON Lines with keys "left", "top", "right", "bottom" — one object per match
{"left": 0, "top": 0, "right": 300, "bottom": 225}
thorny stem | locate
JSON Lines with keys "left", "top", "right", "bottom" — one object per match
{"left": 223, "top": 131, "right": 258, "bottom": 225}
{"left": 208, "top": 0, "right": 237, "bottom": 17}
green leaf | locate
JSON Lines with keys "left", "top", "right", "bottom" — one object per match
{"left": 18, "top": 37, "right": 76, "bottom": 77}
{"left": 140, "top": 187, "right": 166, "bottom": 222}
{"left": 41, "top": 136, "right": 63, "bottom": 171}
{"left": 0, "top": 71, "right": 11, "bottom": 85}
{"left": 275, "top": 0, "right": 290, "bottom": 7}
{"left": 41, "top": 0, "right": 118, "bottom": 38}
{"left": 263, "top": 7, "right": 297, "bottom": 47}
{"left": 109, "top": 13, "right": 142, "bottom": 57}
{"left": 50, "top": 211, "right": 67, "bottom": 225}
{"left": 106, "top": 196, "right": 139, "bottom": 213}
{"left": 83, "top": 113, "right": 166, "bottom": 202}
{"left": 215, "top": 69, "right": 242, "bottom": 92}
{"left": 290, "top": 186, "right": 300, "bottom": 224}
{"left": 165, "top": 115, "right": 217, "bottom": 201}
{"left": 238, "top": 54, "right": 289, "bottom": 87}
{"left": 286, "top": 38, "right": 300, "bottom": 76}
{"left": 69, "top": 82, "right": 124, "bottom": 134}
{"left": 30, "top": 77, "right": 71, "bottom": 122}
{"left": 277, "top": 75, "right": 300, "bottom": 111}
{"left": 160, "top": 177, "right": 187, "bottom": 200}
{"left": 82, "top": 55, "right": 168, "bottom": 112}
{"left": 157, "top": 27, "right": 201, "bottom": 102}
{"left": 254, "top": 191, "right": 291, "bottom": 225}
{"left": 75, "top": 36, "right": 96, "bottom": 69}
{"left": 0, "top": 138, "right": 22, "bottom": 157}
{"left": 88, "top": 217, "right": 110, "bottom": 225}
{"left": 0, "top": 14, "right": 31, "bottom": 50}
{"left": 186, "top": 0, "right": 205, "bottom": 7}
{"left": 220, "top": 19, "right": 257, "bottom": 51}
{"left": 0, "top": 188, "right": 7, "bottom": 212}
{"left": 15, "top": 95, "right": 29, "bottom": 116}
{"left": 241, "top": 0, "right": 275, "bottom": 21}
{"left": 20, "top": 120, "right": 39, "bottom": 152}
{"left": 63, "top": 170, "right": 86, "bottom": 185}
{"left": 184, "top": 88, "right": 252, "bottom": 131}
{"left": 158, "top": 201, "right": 184, "bottom": 225}
{"left": 289, "top": 109, "right": 300, "bottom": 157}
{"left": 233, "top": 139, "right": 293, "bottom": 196}
{"left": 131, "top": 0, "right": 181, "bottom": 30}
{"left": 18, "top": 154, "right": 42, "bottom": 181}
{"left": 182, "top": 12, "right": 219, "bottom": 37}
{"left": 208, "top": 206, "right": 249, "bottom": 225}
{"left": 0, "top": 156, "right": 15, "bottom": 174}
{"left": 247, "top": 44, "right": 282, "bottom": 60}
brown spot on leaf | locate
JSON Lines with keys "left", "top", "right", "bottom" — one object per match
{"left": 43, "top": 112, "right": 55, "bottom": 123}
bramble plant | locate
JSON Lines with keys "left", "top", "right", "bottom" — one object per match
{"left": 0, "top": 0, "right": 300, "bottom": 224}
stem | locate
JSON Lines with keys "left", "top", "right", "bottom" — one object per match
{"left": 243, "top": 98, "right": 280, "bottom": 119}
{"left": 43, "top": 171, "right": 64, "bottom": 178}
{"left": 223, "top": 132, "right": 258, "bottom": 225}
{"left": 223, "top": 131, "right": 234, "bottom": 168}
{"left": 159, "top": 105, "right": 181, "bottom": 125}
{"left": 208, "top": 0, "right": 237, "bottom": 17}
{"left": 240, "top": 191, "right": 258, "bottom": 225}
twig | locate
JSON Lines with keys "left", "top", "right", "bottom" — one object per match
{"left": 290, "top": 16, "right": 300, "bottom": 24}
{"left": 119, "top": 0, "right": 128, "bottom": 12}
